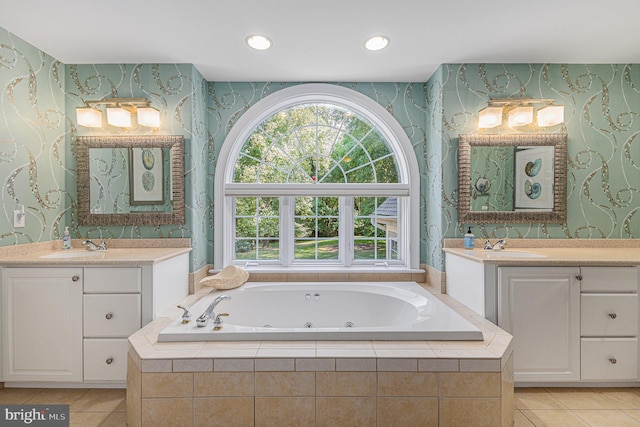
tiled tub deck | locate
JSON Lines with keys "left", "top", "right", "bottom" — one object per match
{"left": 127, "top": 289, "right": 514, "bottom": 427}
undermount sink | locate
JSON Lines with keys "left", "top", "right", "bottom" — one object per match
{"left": 482, "top": 250, "right": 546, "bottom": 259}
{"left": 40, "top": 251, "right": 105, "bottom": 259}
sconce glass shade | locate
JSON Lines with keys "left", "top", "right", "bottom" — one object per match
{"left": 137, "top": 106, "right": 160, "bottom": 127}
{"left": 106, "top": 107, "right": 132, "bottom": 127}
{"left": 508, "top": 106, "right": 534, "bottom": 127}
{"left": 76, "top": 107, "right": 102, "bottom": 127}
{"left": 537, "top": 105, "right": 564, "bottom": 127}
{"left": 478, "top": 106, "right": 503, "bottom": 128}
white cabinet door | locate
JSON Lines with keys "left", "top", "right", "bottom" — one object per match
{"left": 2, "top": 268, "right": 83, "bottom": 382}
{"left": 498, "top": 266, "right": 581, "bottom": 382}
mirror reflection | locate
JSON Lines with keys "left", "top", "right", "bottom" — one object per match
{"left": 458, "top": 134, "right": 567, "bottom": 224}
{"left": 77, "top": 135, "right": 185, "bottom": 226}
{"left": 89, "top": 147, "right": 173, "bottom": 213}
{"left": 469, "top": 145, "right": 555, "bottom": 213}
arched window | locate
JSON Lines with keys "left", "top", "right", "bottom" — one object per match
{"left": 215, "top": 84, "right": 419, "bottom": 270}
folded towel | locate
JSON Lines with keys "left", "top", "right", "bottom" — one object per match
{"left": 199, "top": 265, "right": 250, "bottom": 290}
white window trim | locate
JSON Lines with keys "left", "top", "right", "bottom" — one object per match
{"left": 214, "top": 84, "right": 420, "bottom": 271}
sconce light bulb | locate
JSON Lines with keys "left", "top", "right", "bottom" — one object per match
{"left": 537, "top": 105, "right": 564, "bottom": 127}
{"left": 478, "top": 106, "right": 503, "bottom": 128}
{"left": 106, "top": 107, "right": 132, "bottom": 127}
{"left": 76, "top": 107, "right": 102, "bottom": 127}
{"left": 508, "top": 106, "right": 534, "bottom": 127}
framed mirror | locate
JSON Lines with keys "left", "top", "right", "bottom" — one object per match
{"left": 77, "top": 135, "right": 185, "bottom": 226}
{"left": 457, "top": 133, "right": 567, "bottom": 223}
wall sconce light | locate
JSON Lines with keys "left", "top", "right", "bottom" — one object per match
{"left": 478, "top": 98, "right": 564, "bottom": 129}
{"left": 76, "top": 98, "right": 160, "bottom": 128}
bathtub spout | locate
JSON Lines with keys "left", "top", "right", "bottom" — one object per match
{"left": 196, "top": 295, "right": 231, "bottom": 327}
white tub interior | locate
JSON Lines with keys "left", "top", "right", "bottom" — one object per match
{"left": 158, "top": 282, "right": 483, "bottom": 341}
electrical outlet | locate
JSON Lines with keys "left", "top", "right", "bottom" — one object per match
{"left": 13, "top": 209, "right": 25, "bottom": 228}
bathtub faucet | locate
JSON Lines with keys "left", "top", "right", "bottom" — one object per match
{"left": 196, "top": 295, "right": 231, "bottom": 327}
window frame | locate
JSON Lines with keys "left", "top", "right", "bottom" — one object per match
{"left": 215, "top": 84, "right": 420, "bottom": 271}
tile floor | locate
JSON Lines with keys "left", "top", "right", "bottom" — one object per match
{"left": 0, "top": 387, "right": 126, "bottom": 427}
{"left": 515, "top": 387, "right": 640, "bottom": 427}
{"left": 1, "top": 386, "right": 640, "bottom": 426}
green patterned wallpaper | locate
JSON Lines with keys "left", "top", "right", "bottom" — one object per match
{"left": 0, "top": 27, "right": 67, "bottom": 245}
{"left": 3, "top": 25, "right": 640, "bottom": 274}
{"left": 427, "top": 64, "right": 640, "bottom": 270}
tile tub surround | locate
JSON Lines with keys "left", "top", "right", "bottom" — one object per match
{"left": 127, "top": 287, "right": 514, "bottom": 427}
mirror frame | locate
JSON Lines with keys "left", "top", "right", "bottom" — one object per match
{"left": 458, "top": 133, "right": 567, "bottom": 224}
{"left": 77, "top": 135, "right": 185, "bottom": 226}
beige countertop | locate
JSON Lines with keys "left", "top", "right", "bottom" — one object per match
{"left": 0, "top": 239, "right": 191, "bottom": 266}
{"left": 443, "top": 247, "right": 640, "bottom": 266}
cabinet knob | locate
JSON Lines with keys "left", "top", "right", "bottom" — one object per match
{"left": 575, "top": 275, "right": 583, "bottom": 281}
{"left": 106, "top": 358, "right": 113, "bottom": 365}
{"left": 609, "top": 357, "right": 617, "bottom": 364}
{"left": 72, "top": 275, "right": 80, "bottom": 282}
{"left": 609, "top": 313, "right": 617, "bottom": 319}
{"left": 105, "top": 313, "right": 113, "bottom": 320}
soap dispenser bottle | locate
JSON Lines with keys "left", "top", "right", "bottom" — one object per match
{"left": 464, "top": 226, "right": 475, "bottom": 249}
{"left": 62, "top": 226, "right": 72, "bottom": 250}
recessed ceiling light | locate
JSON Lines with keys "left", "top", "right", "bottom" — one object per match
{"left": 246, "top": 35, "right": 272, "bottom": 50}
{"left": 364, "top": 35, "right": 390, "bottom": 51}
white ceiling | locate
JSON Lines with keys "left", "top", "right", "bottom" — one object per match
{"left": 2, "top": 0, "right": 640, "bottom": 82}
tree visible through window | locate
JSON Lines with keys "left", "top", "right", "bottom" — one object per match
{"left": 231, "top": 104, "right": 400, "bottom": 265}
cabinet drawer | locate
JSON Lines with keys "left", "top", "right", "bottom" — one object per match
{"left": 83, "top": 339, "right": 128, "bottom": 382}
{"left": 581, "top": 267, "right": 638, "bottom": 293}
{"left": 84, "top": 268, "right": 141, "bottom": 293}
{"left": 581, "top": 294, "right": 638, "bottom": 337}
{"left": 581, "top": 338, "right": 638, "bottom": 380}
{"left": 83, "top": 294, "right": 141, "bottom": 337}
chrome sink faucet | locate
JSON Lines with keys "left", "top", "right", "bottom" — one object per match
{"left": 83, "top": 239, "right": 107, "bottom": 251}
{"left": 484, "top": 239, "right": 507, "bottom": 251}
{"left": 196, "top": 295, "right": 231, "bottom": 327}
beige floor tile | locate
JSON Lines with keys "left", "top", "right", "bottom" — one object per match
{"left": 69, "top": 411, "right": 110, "bottom": 427}
{"left": 99, "top": 411, "right": 128, "bottom": 427}
{"left": 0, "top": 388, "right": 44, "bottom": 404}
{"left": 574, "top": 409, "right": 640, "bottom": 427}
{"left": 515, "top": 387, "right": 566, "bottom": 410}
{"left": 545, "top": 387, "right": 616, "bottom": 410}
{"left": 521, "top": 409, "right": 591, "bottom": 427}
{"left": 70, "top": 388, "right": 126, "bottom": 412}
{"left": 514, "top": 410, "right": 535, "bottom": 427}
{"left": 591, "top": 387, "right": 640, "bottom": 409}
{"left": 25, "top": 388, "right": 89, "bottom": 405}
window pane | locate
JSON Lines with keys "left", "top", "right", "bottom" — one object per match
{"left": 233, "top": 103, "right": 398, "bottom": 184}
{"left": 234, "top": 197, "right": 279, "bottom": 260}
{"left": 294, "top": 196, "right": 339, "bottom": 260}
{"left": 353, "top": 196, "right": 400, "bottom": 261}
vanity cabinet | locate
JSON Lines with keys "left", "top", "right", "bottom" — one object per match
{"left": 498, "top": 267, "right": 581, "bottom": 382}
{"left": 579, "top": 267, "right": 638, "bottom": 381}
{"left": 83, "top": 267, "right": 142, "bottom": 382}
{"left": 0, "top": 252, "right": 189, "bottom": 385}
{"left": 2, "top": 268, "right": 83, "bottom": 382}
{"left": 497, "top": 265, "right": 639, "bottom": 383}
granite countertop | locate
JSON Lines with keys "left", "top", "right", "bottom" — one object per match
{"left": 443, "top": 239, "right": 640, "bottom": 266}
{"left": 0, "top": 239, "right": 191, "bottom": 266}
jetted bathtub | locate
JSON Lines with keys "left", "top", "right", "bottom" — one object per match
{"left": 158, "top": 281, "right": 483, "bottom": 341}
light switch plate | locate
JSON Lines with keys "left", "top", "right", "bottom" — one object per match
{"left": 13, "top": 209, "right": 25, "bottom": 228}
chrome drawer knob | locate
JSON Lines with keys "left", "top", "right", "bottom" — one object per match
{"left": 575, "top": 274, "right": 583, "bottom": 281}
{"left": 609, "top": 357, "right": 617, "bottom": 364}
{"left": 72, "top": 275, "right": 80, "bottom": 282}
{"left": 609, "top": 313, "right": 617, "bottom": 319}
{"left": 106, "top": 358, "right": 113, "bottom": 365}
{"left": 105, "top": 313, "right": 113, "bottom": 320}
